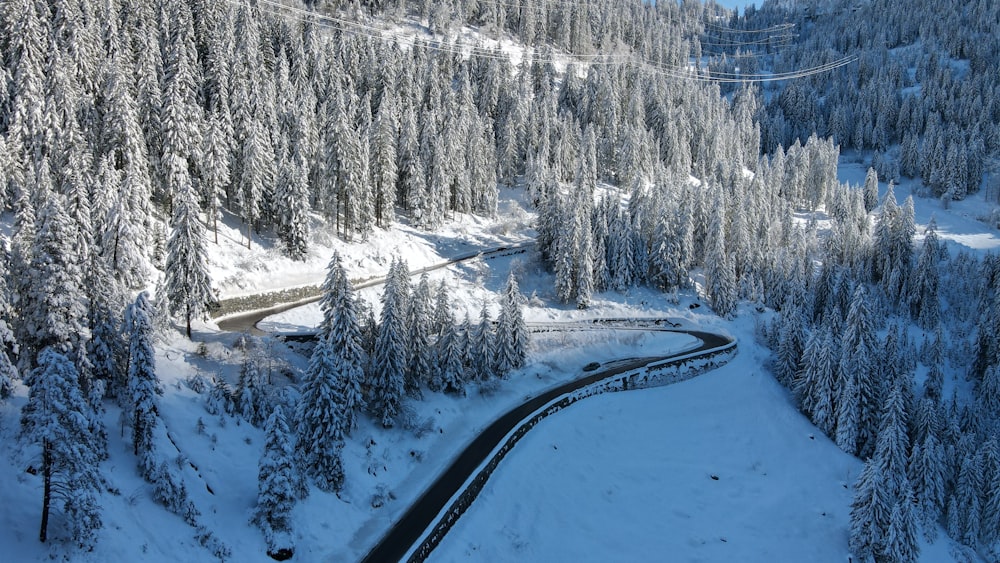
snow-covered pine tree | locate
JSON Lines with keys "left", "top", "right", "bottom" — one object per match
{"left": 794, "top": 318, "right": 838, "bottom": 437}
{"left": 953, "top": 453, "right": 983, "bottom": 546}
{"left": 774, "top": 295, "right": 806, "bottom": 387}
{"left": 836, "top": 367, "right": 861, "bottom": 455}
{"left": 470, "top": 301, "right": 497, "bottom": 382}
{"left": 863, "top": 167, "right": 879, "bottom": 214}
{"left": 20, "top": 347, "right": 102, "bottom": 547}
{"left": 295, "top": 331, "right": 345, "bottom": 492}
{"left": 432, "top": 280, "right": 452, "bottom": 338}
{"left": 910, "top": 220, "right": 941, "bottom": 329}
{"left": 274, "top": 149, "right": 311, "bottom": 261}
{"left": 235, "top": 349, "right": 267, "bottom": 427}
{"left": 324, "top": 256, "right": 366, "bottom": 435}
{"left": 253, "top": 405, "right": 301, "bottom": 558}
{"left": 0, "top": 238, "right": 19, "bottom": 400}
{"left": 164, "top": 176, "right": 216, "bottom": 338}
{"left": 495, "top": 270, "right": 529, "bottom": 376}
{"left": 909, "top": 430, "right": 946, "bottom": 537}
{"left": 369, "top": 257, "right": 408, "bottom": 427}
{"left": 158, "top": 0, "right": 202, "bottom": 206}
{"left": 86, "top": 249, "right": 127, "bottom": 401}
{"left": 406, "top": 273, "right": 434, "bottom": 391}
{"left": 883, "top": 484, "right": 920, "bottom": 563}
{"left": 371, "top": 88, "right": 398, "bottom": 228}
{"left": 21, "top": 189, "right": 90, "bottom": 372}
{"left": 432, "top": 308, "right": 465, "bottom": 395}
{"left": 876, "top": 379, "right": 912, "bottom": 502}
{"left": 125, "top": 292, "right": 161, "bottom": 476}
{"left": 849, "top": 457, "right": 891, "bottom": 562}
{"left": 201, "top": 112, "right": 230, "bottom": 244}
{"left": 839, "top": 284, "right": 881, "bottom": 458}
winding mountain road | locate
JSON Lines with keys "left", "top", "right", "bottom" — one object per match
{"left": 212, "top": 243, "right": 736, "bottom": 563}
{"left": 362, "top": 328, "right": 734, "bottom": 563}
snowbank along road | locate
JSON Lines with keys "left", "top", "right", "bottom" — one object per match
{"left": 214, "top": 244, "right": 736, "bottom": 562}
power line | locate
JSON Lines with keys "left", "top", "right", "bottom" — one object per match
{"left": 227, "top": 0, "right": 855, "bottom": 84}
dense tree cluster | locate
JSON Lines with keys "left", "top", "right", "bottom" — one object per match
{"left": 756, "top": 167, "right": 1000, "bottom": 560}
{"left": 729, "top": 0, "right": 998, "bottom": 202}
{"left": 295, "top": 252, "right": 528, "bottom": 493}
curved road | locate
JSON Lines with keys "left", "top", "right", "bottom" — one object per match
{"left": 216, "top": 242, "right": 534, "bottom": 335}
{"left": 211, "top": 243, "right": 735, "bottom": 563}
{"left": 360, "top": 328, "right": 733, "bottom": 563}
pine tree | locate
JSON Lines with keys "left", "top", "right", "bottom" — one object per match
{"left": 125, "top": 292, "right": 160, "bottom": 476}
{"left": 21, "top": 191, "right": 90, "bottom": 372}
{"left": 877, "top": 380, "right": 912, "bottom": 503}
{"left": 850, "top": 458, "right": 891, "bottom": 562}
{"left": 372, "top": 89, "right": 398, "bottom": 228}
{"left": 774, "top": 296, "right": 806, "bottom": 387}
{"left": 296, "top": 332, "right": 345, "bottom": 493}
{"left": 863, "top": 167, "right": 879, "bottom": 214}
{"left": 323, "top": 254, "right": 366, "bottom": 435}
{"left": 836, "top": 369, "right": 860, "bottom": 455}
{"left": 253, "top": 406, "right": 301, "bottom": 557}
{"left": 20, "top": 347, "right": 102, "bottom": 547}
{"left": 235, "top": 350, "right": 267, "bottom": 427}
{"left": 202, "top": 113, "right": 230, "bottom": 244}
{"left": 369, "top": 257, "right": 408, "bottom": 427}
{"left": 0, "top": 239, "right": 20, "bottom": 400}
{"left": 158, "top": 0, "right": 202, "bottom": 204}
{"left": 982, "top": 447, "right": 1000, "bottom": 545}
{"left": 432, "top": 310, "right": 466, "bottom": 395}
{"left": 794, "top": 319, "right": 838, "bottom": 436}
{"left": 406, "top": 273, "right": 434, "bottom": 392}
{"left": 432, "top": 280, "right": 453, "bottom": 337}
{"left": 909, "top": 431, "right": 946, "bottom": 537}
{"left": 470, "top": 301, "right": 497, "bottom": 382}
{"left": 86, "top": 251, "right": 127, "bottom": 401}
{"left": 706, "top": 200, "right": 737, "bottom": 318}
{"left": 495, "top": 270, "right": 529, "bottom": 376}
{"left": 910, "top": 220, "right": 941, "bottom": 329}
{"left": 954, "top": 453, "right": 983, "bottom": 546}
{"left": 839, "top": 285, "right": 881, "bottom": 457}
{"left": 275, "top": 150, "right": 310, "bottom": 261}
{"left": 883, "top": 485, "right": 920, "bottom": 563}
{"left": 164, "top": 179, "right": 216, "bottom": 338}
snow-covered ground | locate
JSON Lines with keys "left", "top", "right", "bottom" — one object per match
{"left": 3, "top": 147, "right": 996, "bottom": 562}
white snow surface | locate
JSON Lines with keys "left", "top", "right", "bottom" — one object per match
{"left": 1, "top": 152, "right": 990, "bottom": 561}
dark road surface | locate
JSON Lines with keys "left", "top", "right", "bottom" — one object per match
{"left": 359, "top": 329, "right": 734, "bottom": 563}
{"left": 215, "top": 242, "right": 534, "bottom": 335}
{"left": 212, "top": 244, "right": 734, "bottom": 563}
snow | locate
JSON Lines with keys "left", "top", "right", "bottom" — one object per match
{"left": 2, "top": 158, "right": 981, "bottom": 560}
{"left": 837, "top": 154, "right": 1000, "bottom": 253}
{"left": 5, "top": 135, "right": 992, "bottom": 563}
{"left": 432, "top": 341, "right": 861, "bottom": 562}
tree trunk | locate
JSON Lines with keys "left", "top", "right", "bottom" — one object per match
{"left": 39, "top": 443, "right": 51, "bottom": 543}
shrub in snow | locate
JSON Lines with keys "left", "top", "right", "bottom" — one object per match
{"left": 185, "top": 372, "right": 211, "bottom": 394}
{"left": 370, "top": 483, "right": 395, "bottom": 509}
{"left": 205, "top": 377, "right": 234, "bottom": 416}
{"left": 151, "top": 460, "right": 200, "bottom": 525}
{"left": 195, "top": 526, "right": 232, "bottom": 561}
{"left": 399, "top": 403, "right": 436, "bottom": 438}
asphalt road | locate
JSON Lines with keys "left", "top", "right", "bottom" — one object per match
{"left": 360, "top": 328, "right": 733, "bottom": 563}
{"left": 215, "top": 242, "right": 534, "bottom": 335}
{"left": 212, "top": 244, "right": 734, "bottom": 563}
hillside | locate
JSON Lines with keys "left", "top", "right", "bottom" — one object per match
{"left": 1, "top": 0, "right": 1000, "bottom": 561}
